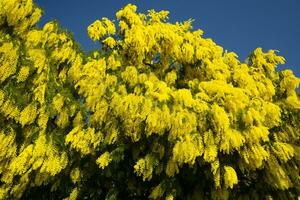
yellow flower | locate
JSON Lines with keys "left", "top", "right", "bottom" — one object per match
{"left": 220, "top": 128, "right": 245, "bottom": 154}
{"left": 172, "top": 134, "right": 202, "bottom": 165}
{"left": 96, "top": 152, "right": 111, "bottom": 169}
{"left": 27, "top": 49, "right": 46, "bottom": 74}
{"left": 272, "top": 142, "right": 294, "bottom": 163}
{"left": 52, "top": 94, "right": 64, "bottom": 112}
{"left": 64, "top": 188, "right": 78, "bottom": 200}
{"left": 0, "top": 42, "right": 18, "bottom": 83}
{"left": 102, "top": 17, "right": 116, "bottom": 34}
{"left": 37, "top": 109, "right": 49, "bottom": 131}
{"left": 211, "top": 104, "right": 230, "bottom": 132}
{"left": 70, "top": 168, "right": 81, "bottom": 183}
{"left": 56, "top": 109, "right": 69, "bottom": 128}
{"left": 165, "top": 160, "right": 179, "bottom": 177}
{"left": 19, "top": 104, "right": 37, "bottom": 126}
{"left": 121, "top": 66, "right": 138, "bottom": 87}
{"left": 103, "top": 37, "right": 116, "bottom": 48}
{"left": 0, "top": 90, "right": 5, "bottom": 106}
{"left": 149, "top": 183, "right": 165, "bottom": 199}
{"left": 16, "top": 66, "right": 30, "bottom": 83}
{"left": 181, "top": 43, "right": 194, "bottom": 63}
{"left": 134, "top": 155, "right": 154, "bottom": 181}
{"left": 224, "top": 166, "right": 238, "bottom": 189}
{"left": 165, "top": 71, "right": 177, "bottom": 86}
{"left": 166, "top": 194, "right": 174, "bottom": 200}
{"left": 88, "top": 20, "right": 106, "bottom": 41}
{"left": 65, "top": 127, "right": 102, "bottom": 155}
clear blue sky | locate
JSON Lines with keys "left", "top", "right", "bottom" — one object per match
{"left": 35, "top": 0, "right": 300, "bottom": 77}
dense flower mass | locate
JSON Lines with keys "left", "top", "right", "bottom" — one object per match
{"left": 0, "top": 0, "right": 300, "bottom": 199}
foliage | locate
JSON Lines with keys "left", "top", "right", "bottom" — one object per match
{"left": 1, "top": 0, "right": 300, "bottom": 199}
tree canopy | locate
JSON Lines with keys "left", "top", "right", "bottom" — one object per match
{"left": 0, "top": 0, "right": 300, "bottom": 199}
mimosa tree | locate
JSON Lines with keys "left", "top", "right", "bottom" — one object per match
{"left": 0, "top": 1, "right": 300, "bottom": 199}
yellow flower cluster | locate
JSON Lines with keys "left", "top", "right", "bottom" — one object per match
{"left": 106, "top": 51, "right": 121, "bottom": 70}
{"left": 264, "top": 154, "right": 292, "bottom": 190}
{"left": 37, "top": 107, "right": 48, "bottom": 131}
{"left": 165, "top": 159, "right": 179, "bottom": 177}
{"left": 165, "top": 194, "right": 174, "bottom": 200}
{"left": 241, "top": 145, "right": 269, "bottom": 169}
{"left": 172, "top": 134, "right": 203, "bottom": 165}
{"left": 0, "top": 90, "right": 4, "bottom": 106}
{"left": 0, "top": 130, "right": 17, "bottom": 173}
{"left": 0, "top": 97, "right": 20, "bottom": 120}
{"left": 211, "top": 104, "right": 230, "bottom": 133}
{"left": 116, "top": 4, "right": 142, "bottom": 27}
{"left": 64, "top": 188, "right": 78, "bottom": 200}
{"left": 220, "top": 128, "right": 245, "bottom": 154}
{"left": 110, "top": 93, "right": 152, "bottom": 141}
{"left": 146, "top": 80, "right": 172, "bottom": 103}
{"left": 65, "top": 127, "right": 102, "bottom": 155}
{"left": 244, "top": 126, "right": 269, "bottom": 144}
{"left": 203, "top": 131, "right": 218, "bottom": 163}
{"left": 0, "top": 0, "right": 42, "bottom": 33}
{"left": 223, "top": 166, "right": 238, "bottom": 189}
{"left": 103, "top": 36, "right": 116, "bottom": 48}
{"left": 8, "top": 134, "right": 68, "bottom": 178}
{"left": 211, "top": 159, "right": 221, "bottom": 187}
{"left": 0, "top": 0, "right": 86, "bottom": 198}
{"left": 134, "top": 154, "right": 155, "bottom": 181}
{"left": 87, "top": 17, "right": 115, "bottom": 41}
{"left": 75, "top": 58, "right": 107, "bottom": 110}
{"left": 16, "top": 66, "right": 30, "bottom": 83}
{"left": 149, "top": 182, "right": 165, "bottom": 199}
{"left": 28, "top": 49, "right": 46, "bottom": 74}
{"left": 280, "top": 70, "right": 300, "bottom": 96}
{"left": 0, "top": 42, "right": 18, "bottom": 83}
{"left": 272, "top": 142, "right": 294, "bottom": 163}
{"left": 19, "top": 103, "right": 37, "bottom": 126}
{"left": 121, "top": 66, "right": 138, "bottom": 87}
{"left": 70, "top": 167, "right": 81, "bottom": 183}
{"left": 25, "top": 29, "right": 43, "bottom": 47}
{"left": 172, "top": 89, "right": 195, "bottom": 108}
{"left": 52, "top": 42, "right": 77, "bottom": 64}
{"left": 250, "top": 48, "right": 285, "bottom": 74}
{"left": 56, "top": 109, "right": 69, "bottom": 128}
{"left": 52, "top": 94, "right": 64, "bottom": 112}
{"left": 146, "top": 105, "right": 171, "bottom": 136}
{"left": 96, "top": 152, "right": 112, "bottom": 169}
{"left": 88, "top": 20, "right": 106, "bottom": 41}
{"left": 165, "top": 71, "right": 177, "bottom": 86}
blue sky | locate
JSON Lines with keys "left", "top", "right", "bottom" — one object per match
{"left": 35, "top": 0, "right": 300, "bottom": 77}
